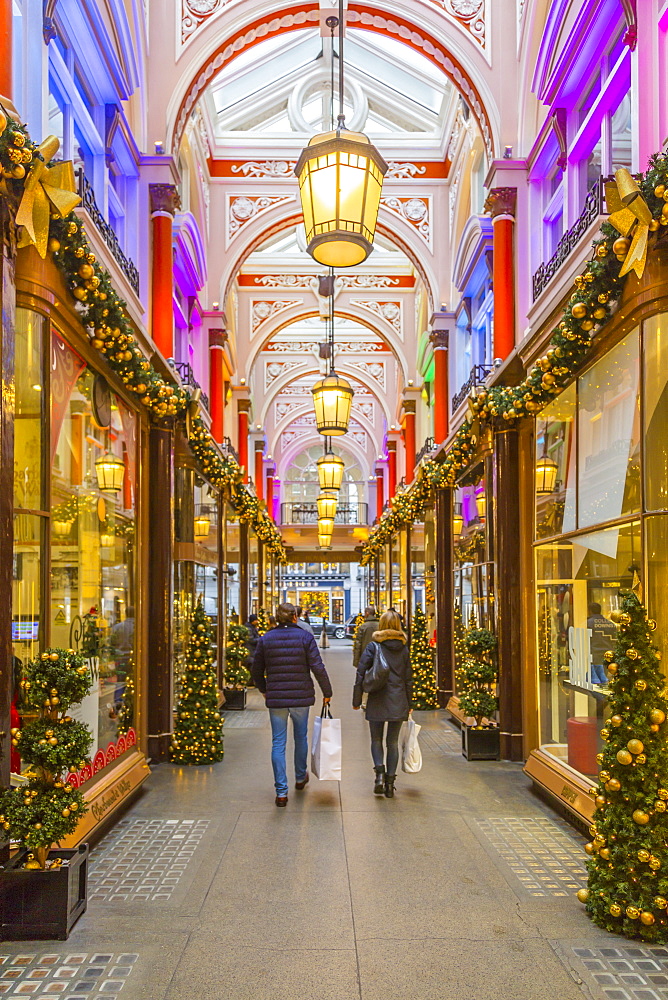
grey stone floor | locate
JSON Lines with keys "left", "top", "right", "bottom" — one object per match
{"left": 3, "top": 646, "right": 667, "bottom": 1000}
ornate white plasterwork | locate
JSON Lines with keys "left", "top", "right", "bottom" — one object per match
{"left": 265, "top": 360, "right": 302, "bottom": 388}
{"left": 265, "top": 340, "right": 385, "bottom": 354}
{"left": 380, "top": 197, "right": 431, "bottom": 248}
{"left": 350, "top": 300, "right": 402, "bottom": 339}
{"left": 348, "top": 361, "right": 386, "bottom": 391}
{"left": 336, "top": 274, "right": 401, "bottom": 289}
{"left": 274, "top": 400, "right": 304, "bottom": 421}
{"left": 254, "top": 275, "right": 318, "bottom": 290}
{"left": 251, "top": 299, "right": 301, "bottom": 334}
{"left": 449, "top": 172, "right": 461, "bottom": 229}
{"left": 385, "top": 162, "right": 427, "bottom": 180}
{"left": 434, "top": 0, "right": 486, "bottom": 48}
{"left": 227, "top": 194, "right": 295, "bottom": 245}
{"left": 355, "top": 401, "right": 374, "bottom": 422}
{"left": 181, "top": 0, "right": 223, "bottom": 45}
{"left": 231, "top": 160, "right": 297, "bottom": 177}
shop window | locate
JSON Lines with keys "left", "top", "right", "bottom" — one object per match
{"left": 14, "top": 310, "right": 45, "bottom": 511}
{"left": 578, "top": 330, "right": 640, "bottom": 527}
{"left": 13, "top": 515, "right": 42, "bottom": 666}
{"left": 535, "top": 384, "right": 576, "bottom": 539}
{"left": 643, "top": 314, "right": 668, "bottom": 511}
{"left": 645, "top": 515, "right": 668, "bottom": 665}
{"left": 535, "top": 521, "right": 640, "bottom": 777}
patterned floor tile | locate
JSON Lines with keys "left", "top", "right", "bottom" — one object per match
{"left": 418, "top": 725, "right": 462, "bottom": 756}
{"left": 475, "top": 816, "right": 586, "bottom": 896}
{"left": 221, "top": 710, "right": 268, "bottom": 728}
{"left": 0, "top": 954, "right": 137, "bottom": 999}
{"left": 567, "top": 945, "right": 668, "bottom": 1000}
{"left": 88, "top": 819, "right": 209, "bottom": 902}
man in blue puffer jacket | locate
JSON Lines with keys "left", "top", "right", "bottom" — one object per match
{"left": 252, "top": 602, "right": 333, "bottom": 806}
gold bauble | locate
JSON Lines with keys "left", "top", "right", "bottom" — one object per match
{"left": 73, "top": 287, "right": 87, "bottom": 301}
{"left": 0, "top": 109, "right": 6, "bottom": 133}
{"left": 596, "top": 752, "right": 605, "bottom": 764}
{"left": 610, "top": 715, "right": 622, "bottom": 727}
{"left": 628, "top": 739, "right": 645, "bottom": 755}
{"left": 600, "top": 729, "right": 610, "bottom": 740}
{"left": 584, "top": 842, "right": 595, "bottom": 855}
{"left": 626, "top": 905, "right": 640, "bottom": 919}
{"left": 650, "top": 724, "right": 660, "bottom": 733}
{"left": 604, "top": 650, "right": 616, "bottom": 662}
{"left": 571, "top": 302, "right": 588, "bottom": 319}
{"left": 650, "top": 709, "right": 666, "bottom": 725}
{"left": 599, "top": 847, "right": 611, "bottom": 860}
{"left": 78, "top": 264, "right": 94, "bottom": 280}
{"left": 593, "top": 308, "right": 607, "bottom": 320}
{"left": 658, "top": 788, "right": 668, "bottom": 800}
{"left": 640, "top": 911, "right": 656, "bottom": 926}
{"left": 647, "top": 618, "right": 658, "bottom": 632}
{"left": 633, "top": 810, "right": 650, "bottom": 825}
{"left": 637, "top": 754, "right": 647, "bottom": 764}
{"left": 595, "top": 795, "right": 607, "bottom": 807}
{"left": 650, "top": 857, "right": 662, "bottom": 869}
{"left": 655, "top": 184, "right": 666, "bottom": 197}
{"left": 599, "top": 770, "right": 611, "bottom": 782}
{"left": 649, "top": 218, "right": 661, "bottom": 231}
{"left": 62, "top": 808, "right": 70, "bottom": 818}
{"left": 608, "top": 663, "right": 618, "bottom": 674}
{"left": 656, "top": 800, "right": 667, "bottom": 813}
{"left": 613, "top": 237, "right": 632, "bottom": 256}
{"left": 576, "top": 888, "right": 589, "bottom": 903}
{"left": 655, "top": 896, "right": 668, "bottom": 909}
{"left": 638, "top": 849, "right": 651, "bottom": 862}
{"left": 50, "top": 653, "right": 59, "bottom": 661}
{"left": 610, "top": 903, "right": 622, "bottom": 917}
{"left": 635, "top": 679, "right": 648, "bottom": 691}
{"left": 626, "top": 647, "right": 639, "bottom": 660}
{"left": 596, "top": 244, "right": 609, "bottom": 258}
{"left": 617, "top": 750, "right": 633, "bottom": 765}
{"left": 581, "top": 320, "right": 595, "bottom": 331}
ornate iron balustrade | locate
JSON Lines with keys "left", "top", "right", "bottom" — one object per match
{"left": 416, "top": 436, "right": 436, "bottom": 464}
{"left": 281, "top": 502, "right": 368, "bottom": 525}
{"left": 532, "top": 176, "right": 608, "bottom": 302}
{"left": 451, "top": 364, "right": 493, "bottom": 412}
{"left": 75, "top": 168, "right": 140, "bottom": 295}
{"left": 169, "top": 360, "right": 210, "bottom": 414}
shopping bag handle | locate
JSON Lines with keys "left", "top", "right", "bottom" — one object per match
{"left": 320, "top": 701, "right": 332, "bottom": 718}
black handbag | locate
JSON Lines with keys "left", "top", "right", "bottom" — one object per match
{"left": 362, "top": 642, "right": 390, "bottom": 693}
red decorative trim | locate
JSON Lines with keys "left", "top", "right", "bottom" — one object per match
{"left": 66, "top": 728, "right": 137, "bottom": 788}
{"left": 238, "top": 273, "right": 416, "bottom": 287}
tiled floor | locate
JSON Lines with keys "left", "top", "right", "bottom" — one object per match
{"left": 475, "top": 815, "right": 586, "bottom": 896}
{"left": 568, "top": 946, "right": 668, "bottom": 1000}
{"left": 417, "top": 722, "right": 462, "bottom": 755}
{"left": 88, "top": 818, "right": 209, "bottom": 901}
{"left": 0, "top": 953, "right": 137, "bottom": 999}
{"left": 220, "top": 710, "right": 268, "bottom": 729}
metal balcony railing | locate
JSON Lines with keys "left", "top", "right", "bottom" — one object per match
{"left": 75, "top": 168, "right": 140, "bottom": 295}
{"left": 416, "top": 436, "right": 436, "bottom": 464}
{"left": 222, "top": 437, "right": 239, "bottom": 463}
{"left": 532, "top": 176, "right": 608, "bottom": 302}
{"left": 451, "top": 364, "right": 493, "bottom": 412}
{"left": 281, "top": 502, "right": 369, "bottom": 525}
{"left": 169, "top": 360, "right": 210, "bottom": 414}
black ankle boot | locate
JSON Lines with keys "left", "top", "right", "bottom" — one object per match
{"left": 374, "top": 767, "right": 385, "bottom": 795}
{"left": 384, "top": 774, "right": 396, "bottom": 798}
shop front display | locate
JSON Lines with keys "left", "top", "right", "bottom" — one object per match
{"left": 526, "top": 320, "right": 668, "bottom": 825}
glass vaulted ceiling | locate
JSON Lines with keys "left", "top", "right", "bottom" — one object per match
{"left": 206, "top": 28, "right": 452, "bottom": 142}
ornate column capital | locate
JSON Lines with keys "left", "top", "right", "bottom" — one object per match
{"left": 387, "top": 440, "right": 397, "bottom": 453}
{"left": 209, "top": 329, "right": 228, "bottom": 349}
{"left": 254, "top": 439, "right": 265, "bottom": 453}
{"left": 402, "top": 399, "right": 416, "bottom": 415}
{"left": 237, "top": 398, "right": 252, "bottom": 414}
{"left": 429, "top": 329, "right": 449, "bottom": 351}
{"left": 149, "top": 183, "right": 181, "bottom": 216}
{"left": 484, "top": 186, "right": 517, "bottom": 220}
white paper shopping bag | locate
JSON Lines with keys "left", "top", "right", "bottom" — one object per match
{"left": 311, "top": 706, "right": 342, "bottom": 781}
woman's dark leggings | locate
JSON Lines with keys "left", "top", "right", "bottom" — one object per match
{"left": 368, "top": 720, "right": 404, "bottom": 775}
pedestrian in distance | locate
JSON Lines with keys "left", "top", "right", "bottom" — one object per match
{"left": 352, "top": 609, "right": 412, "bottom": 798}
{"left": 353, "top": 605, "right": 379, "bottom": 668}
{"left": 296, "top": 606, "right": 314, "bottom": 635}
{"left": 252, "top": 602, "right": 333, "bottom": 806}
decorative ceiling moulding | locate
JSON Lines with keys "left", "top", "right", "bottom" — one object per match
{"left": 264, "top": 339, "right": 387, "bottom": 353}
{"left": 170, "top": 3, "right": 497, "bottom": 158}
{"left": 251, "top": 299, "right": 302, "bottom": 334}
{"left": 226, "top": 194, "right": 296, "bottom": 245}
{"left": 381, "top": 196, "right": 432, "bottom": 249}
{"left": 349, "top": 299, "right": 403, "bottom": 338}
{"left": 209, "top": 159, "right": 449, "bottom": 179}
{"left": 259, "top": 365, "right": 392, "bottom": 425}
{"left": 237, "top": 274, "right": 413, "bottom": 289}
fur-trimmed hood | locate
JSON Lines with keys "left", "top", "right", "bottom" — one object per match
{"left": 372, "top": 628, "right": 407, "bottom": 644}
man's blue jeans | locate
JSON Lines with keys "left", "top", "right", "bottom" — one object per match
{"left": 268, "top": 706, "right": 310, "bottom": 797}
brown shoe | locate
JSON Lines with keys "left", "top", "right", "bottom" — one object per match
{"left": 275, "top": 796, "right": 288, "bottom": 807}
{"left": 296, "top": 773, "right": 309, "bottom": 790}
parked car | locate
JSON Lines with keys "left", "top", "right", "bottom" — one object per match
{"left": 344, "top": 615, "right": 358, "bottom": 640}
{"left": 306, "top": 617, "right": 346, "bottom": 640}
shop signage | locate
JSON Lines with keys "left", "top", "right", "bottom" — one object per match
{"left": 91, "top": 776, "right": 133, "bottom": 822}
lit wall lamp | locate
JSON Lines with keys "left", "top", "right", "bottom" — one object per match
{"left": 475, "top": 489, "right": 486, "bottom": 519}
{"left": 194, "top": 514, "right": 211, "bottom": 539}
{"left": 453, "top": 502, "right": 463, "bottom": 537}
{"left": 95, "top": 452, "right": 125, "bottom": 493}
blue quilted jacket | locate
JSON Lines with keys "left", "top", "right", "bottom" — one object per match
{"left": 251, "top": 622, "right": 333, "bottom": 708}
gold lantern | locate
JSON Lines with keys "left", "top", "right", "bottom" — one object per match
{"left": 318, "top": 516, "right": 335, "bottom": 536}
{"left": 52, "top": 519, "right": 73, "bottom": 537}
{"left": 194, "top": 514, "right": 211, "bottom": 539}
{"left": 100, "top": 532, "right": 115, "bottom": 548}
{"left": 475, "top": 491, "right": 486, "bottom": 519}
{"left": 318, "top": 531, "right": 333, "bottom": 549}
{"left": 453, "top": 502, "right": 463, "bottom": 537}
{"left": 536, "top": 430, "right": 559, "bottom": 495}
{"left": 312, "top": 372, "right": 354, "bottom": 436}
{"left": 317, "top": 491, "right": 338, "bottom": 521}
{"left": 317, "top": 447, "right": 345, "bottom": 491}
{"left": 95, "top": 452, "right": 125, "bottom": 493}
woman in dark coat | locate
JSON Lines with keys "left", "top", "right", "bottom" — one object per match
{"left": 353, "top": 610, "right": 412, "bottom": 798}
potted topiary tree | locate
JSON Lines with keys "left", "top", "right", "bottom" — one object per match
{"left": 460, "top": 627, "right": 500, "bottom": 760}
{"left": 0, "top": 647, "right": 92, "bottom": 939}
{"left": 223, "top": 621, "right": 251, "bottom": 710}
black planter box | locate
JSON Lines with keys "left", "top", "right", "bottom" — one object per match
{"left": 0, "top": 844, "right": 88, "bottom": 940}
{"left": 462, "top": 725, "right": 500, "bottom": 761}
{"left": 223, "top": 687, "right": 247, "bottom": 711}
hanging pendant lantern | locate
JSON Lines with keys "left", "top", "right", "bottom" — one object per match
{"left": 100, "top": 532, "right": 115, "bottom": 548}
{"left": 317, "top": 491, "right": 338, "bottom": 521}
{"left": 194, "top": 514, "right": 211, "bottom": 539}
{"left": 95, "top": 452, "right": 125, "bottom": 493}
{"left": 312, "top": 372, "right": 354, "bottom": 435}
{"left": 453, "top": 502, "right": 463, "bottom": 537}
{"left": 318, "top": 531, "right": 333, "bottom": 549}
{"left": 475, "top": 491, "right": 486, "bottom": 519}
{"left": 52, "top": 519, "right": 73, "bottom": 537}
{"left": 536, "top": 425, "right": 559, "bottom": 495}
{"left": 317, "top": 448, "right": 345, "bottom": 491}
{"left": 318, "top": 516, "right": 335, "bottom": 537}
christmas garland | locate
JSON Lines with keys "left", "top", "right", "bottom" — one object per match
{"left": 362, "top": 150, "right": 668, "bottom": 563}
{"left": 0, "top": 109, "right": 286, "bottom": 562}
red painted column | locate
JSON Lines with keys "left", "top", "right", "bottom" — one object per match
{"left": 387, "top": 441, "right": 397, "bottom": 500}
{"left": 430, "top": 329, "right": 449, "bottom": 444}
{"left": 237, "top": 402, "right": 250, "bottom": 481}
{"left": 254, "top": 441, "right": 264, "bottom": 501}
{"left": 375, "top": 467, "right": 384, "bottom": 522}
{"left": 0, "top": 0, "right": 12, "bottom": 99}
{"left": 403, "top": 401, "right": 416, "bottom": 484}
{"left": 149, "top": 184, "right": 179, "bottom": 360}
{"left": 266, "top": 467, "right": 274, "bottom": 514}
{"left": 488, "top": 187, "right": 517, "bottom": 363}
{"left": 209, "top": 330, "right": 227, "bottom": 444}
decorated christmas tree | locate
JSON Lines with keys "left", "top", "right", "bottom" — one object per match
{"left": 171, "top": 599, "right": 224, "bottom": 765}
{"left": 0, "top": 649, "right": 92, "bottom": 868}
{"left": 256, "top": 607, "right": 271, "bottom": 636}
{"left": 578, "top": 592, "right": 668, "bottom": 942}
{"left": 410, "top": 605, "right": 438, "bottom": 709}
{"left": 117, "top": 673, "right": 134, "bottom": 735}
{"left": 459, "top": 627, "right": 498, "bottom": 726}
{"left": 224, "top": 621, "right": 251, "bottom": 689}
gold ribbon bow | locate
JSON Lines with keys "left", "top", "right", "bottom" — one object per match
{"left": 605, "top": 167, "right": 653, "bottom": 279}
{"left": 15, "top": 135, "right": 80, "bottom": 258}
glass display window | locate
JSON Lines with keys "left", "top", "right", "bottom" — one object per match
{"left": 535, "top": 385, "right": 576, "bottom": 539}
{"left": 643, "top": 314, "right": 668, "bottom": 512}
{"left": 536, "top": 522, "right": 640, "bottom": 777}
